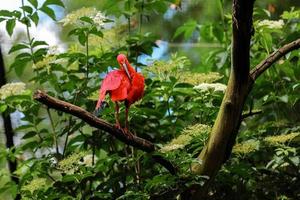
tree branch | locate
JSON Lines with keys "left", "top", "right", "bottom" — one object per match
{"left": 250, "top": 38, "right": 300, "bottom": 81}
{"left": 34, "top": 90, "right": 154, "bottom": 151}
{"left": 241, "top": 110, "right": 262, "bottom": 119}
{"left": 33, "top": 90, "right": 177, "bottom": 174}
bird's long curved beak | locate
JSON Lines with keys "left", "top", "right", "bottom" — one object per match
{"left": 122, "top": 63, "right": 132, "bottom": 80}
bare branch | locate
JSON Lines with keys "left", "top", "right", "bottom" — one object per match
{"left": 33, "top": 90, "right": 177, "bottom": 174}
{"left": 241, "top": 110, "right": 262, "bottom": 119}
{"left": 250, "top": 38, "right": 300, "bottom": 81}
{"left": 34, "top": 90, "right": 154, "bottom": 151}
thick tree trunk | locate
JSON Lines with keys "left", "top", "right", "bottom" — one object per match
{"left": 189, "top": 1, "right": 255, "bottom": 197}
{"left": 0, "top": 44, "right": 20, "bottom": 190}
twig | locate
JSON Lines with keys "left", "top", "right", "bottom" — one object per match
{"left": 241, "top": 110, "right": 262, "bottom": 119}
{"left": 85, "top": 32, "right": 89, "bottom": 79}
{"left": 250, "top": 38, "right": 300, "bottom": 81}
{"left": 47, "top": 108, "right": 59, "bottom": 155}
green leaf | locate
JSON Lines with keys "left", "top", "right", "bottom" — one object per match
{"left": 6, "top": 19, "right": 16, "bottom": 36}
{"left": 32, "top": 40, "right": 48, "bottom": 48}
{"left": 0, "top": 104, "right": 7, "bottom": 113}
{"left": 30, "top": 12, "right": 39, "bottom": 26}
{"left": 200, "top": 24, "right": 214, "bottom": 42}
{"left": 15, "top": 52, "right": 32, "bottom": 60}
{"left": 15, "top": 124, "right": 34, "bottom": 131}
{"left": 22, "top": 131, "right": 37, "bottom": 139}
{"left": 278, "top": 95, "right": 289, "bottom": 103}
{"left": 12, "top": 11, "right": 22, "bottom": 19}
{"left": 9, "top": 44, "right": 29, "bottom": 54}
{"left": 213, "top": 24, "right": 224, "bottom": 43}
{"left": 28, "top": 0, "right": 38, "bottom": 8}
{"left": 78, "top": 34, "right": 87, "bottom": 46}
{"left": 33, "top": 48, "right": 48, "bottom": 58}
{"left": 89, "top": 28, "right": 103, "bottom": 37}
{"left": 43, "top": 0, "right": 64, "bottom": 8}
{"left": 21, "top": 6, "right": 33, "bottom": 14}
{"left": 173, "top": 19, "right": 198, "bottom": 40}
{"left": 68, "top": 28, "right": 79, "bottom": 36}
{"left": 40, "top": 6, "right": 56, "bottom": 20}
{"left": 5, "top": 94, "right": 32, "bottom": 103}
{"left": 174, "top": 83, "right": 194, "bottom": 88}
{"left": 0, "top": 10, "right": 12, "bottom": 17}
{"left": 79, "top": 16, "right": 93, "bottom": 24}
{"left": 21, "top": 140, "right": 39, "bottom": 150}
{"left": 292, "top": 83, "right": 300, "bottom": 91}
{"left": 10, "top": 57, "right": 31, "bottom": 76}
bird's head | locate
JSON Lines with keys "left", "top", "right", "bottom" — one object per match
{"left": 117, "top": 54, "right": 132, "bottom": 80}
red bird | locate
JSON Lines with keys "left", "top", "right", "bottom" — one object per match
{"left": 95, "top": 54, "right": 145, "bottom": 132}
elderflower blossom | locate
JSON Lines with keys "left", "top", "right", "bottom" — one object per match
{"left": 145, "top": 54, "right": 191, "bottom": 79}
{"left": 0, "top": 82, "right": 26, "bottom": 100}
{"left": 89, "top": 28, "right": 125, "bottom": 50}
{"left": 264, "top": 132, "right": 300, "bottom": 145}
{"left": 33, "top": 46, "right": 64, "bottom": 72}
{"left": 22, "top": 178, "right": 48, "bottom": 194}
{"left": 233, "top": 140, "right": 259, "bottom": 155}
{"left": 60, "top": 7, "right": 107, "bottom": 27}
{"left": 257, "top": 19, "right": 284, "bottom": 29}
{"left": 194, "top": 83, "right": 227, "bottom": 92}
{"left": 179, "top": 72, "right": 223, "bottom": 85}
{"left": 33, "top": 55, "right": 56, "bottom": 72}
{"left": 161, "top": 124, "right": 211, "bottom": 152}
{"left": 58, "top": 151, "right": 86, "bottom": 174}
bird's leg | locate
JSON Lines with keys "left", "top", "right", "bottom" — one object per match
{"left": 114, "top": 102, "right": 121, "bottom": 129}
{"left": 124, "top": 105, "right": 130, "bottom": 133}
{"left": 122, "top": 105, "right": 134, "bottom": 139}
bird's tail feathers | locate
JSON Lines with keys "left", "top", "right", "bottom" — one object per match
{"left": 95, "top": 99, "right": 102, "bottom": 110}
{"left": 94, "top": 100, "right": 108, "bottom": 116}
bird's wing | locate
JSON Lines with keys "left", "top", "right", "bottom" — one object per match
{"left": 126, "top": 73, "right": 145, "bottom": 106}
{"left": 96, "top": 70, "right": 123, "bottom": 109}
{"left": 101, "top": 70, "right": 124, "bottom": 91}
{"left": 110, "top": 72, "right": 131, "bottom": 101}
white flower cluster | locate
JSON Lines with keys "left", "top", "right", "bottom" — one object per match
{"left": 21, "top": 178, "right": 48, "bottom": 194}
{"left": 33, "top": 55, "right": 56, "bottom": 71}
{"left": 93, "top": 12, "right": 106, "bottom": 27}
{"left": 0, "top": 82, "right": 26, "bottom": 100}
{"left": 257, "top": 19, "right": 284, "bottom": 29}
{"left": 33, "top": 46, "right": 63, "bottom": 72}
{"left": 193, "top": 83, "right": 227, "bottom": 93}
{"left": 161, "top": 124, "right": 211, "bottom": 153}
{"left": 161, "top": 144, "right": 185, "bottom": 152}
{"left": 58, "top": 152, "right": 85, "bottom": 174}
{"left": 60, "top": 7, "right": 106, "bottom": 27}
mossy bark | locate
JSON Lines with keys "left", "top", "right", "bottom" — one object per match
{"left": 0, "top": 45, "right": 20, "bottom": 200}
{"left": 191, "top": 0, "right": 255, "bottom": 187}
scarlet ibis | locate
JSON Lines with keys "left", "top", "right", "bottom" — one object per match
{"left": 95, "top": 54, "right": 145, "bottom": 133}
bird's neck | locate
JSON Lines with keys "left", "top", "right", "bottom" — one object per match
{"left": 125, "top": 61, "right": 136, "bottom": 74}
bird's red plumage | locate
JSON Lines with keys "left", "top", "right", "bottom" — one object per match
{"left": 126, "top": 73, "right": 145, "bottom": 105}
{"left": 95, "top": 55, "right": 145, "bottom": 110}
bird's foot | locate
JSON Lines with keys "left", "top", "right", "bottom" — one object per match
{"left": 114, "top": 124, "right": 133, "bottom": 138}
{"left": 122, "top": 127, "right": 133, "bottom": 139}
{"left": 114, "top": 122, "right": 122, "bottom": 130}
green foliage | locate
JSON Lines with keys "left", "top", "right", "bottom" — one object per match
{"left": 173, "top": 19, "right": 198, "bottom": 40}
{"left": 0, "top": 1, "right": 299, "bottom": 199}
